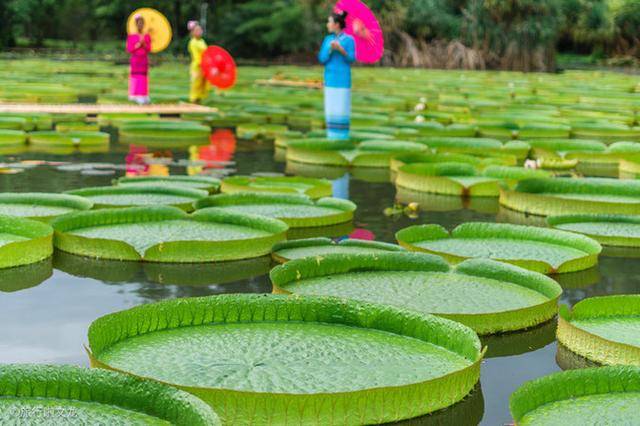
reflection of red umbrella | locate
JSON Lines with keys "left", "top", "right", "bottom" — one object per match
{"left": 200, "top": 46, "right": 237, "bottom": 89}
{"left": 198, "top": 129, "right": 237, "bottom": 165}
{"left": 335, "top": 0, "right": 384, "bottom": 64}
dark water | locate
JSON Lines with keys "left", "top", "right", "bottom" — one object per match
{"left": 0, "top": 131, "right": 636, "bottom": 425}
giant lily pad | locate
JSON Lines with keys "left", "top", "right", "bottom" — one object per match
{"left": 242, "top": 105, "right": 290, "bottom": 124}
{"left": 482, "top": 165, "right": 552, "bottom": 185}
{"left": 0, "top": 116, "right": 26, "bottom": 130}
{"left": 28, "top": 131, "right": 109, "bottom": 146}
{"left": 51, "top": 113, "right": 86, "bottom": 124}
{"left": 473, "top": 117, "right": 568, "bottom": 139}
{"left": 0, "top": 215, "right": 53, "bottom": 269}
{"left": 272, "top": 237, "right": 405, "bottom": 263}
{"left": 97, "top": 113, "right": 160, "bottom": 127}
{"left": 286, "top": 221, "right": 355, "bottom": 240}
{"left": 500, "top": 177, "right": 640, "bottom": 216}
{"left": 571, "top": 142, "right": 640, "bottom": 177}
{"left": 396, "top": 222, "right": 601, "bottom": 274}
{"left": 548, "top": 214, "right": 640, "bottom": 247}
{"left": 117, "top": 175, "right": 221, "bottom": 193}
{"left": 401, "top": 123, "right": 477, "bottom": 138}
{"left": 66, "top": 186, "right": 208, "bottom": 210}
{"left": 287, "top": 139, "right": 427, "bottom": 168}
{"left": 390, "top": 152, "right": 516, "bottom": 174}
{"left": 528, "top": 139, "right": 606, "bottom": 163}
{"left": 203, "top": 111, "right": 254, "bottom": 128}
{"left": 52, "top": 206, "right": 288, "bottom": 262}
{"left": 0, "top": 130, "right": 27, "bottom": 145}
{"left": 566, "top": 141, "right": 640, "bottom": 164}
{"left": 195, "top": 193, "right": 355, "bottom": 228}
{"left": 271, "top": 253, "right": 561, "bottom": 334}
{"left": 273, "top": 131, "right": 305, "bottom": 149}
{"left": 271, "top": 252, "right": 562, "bottom": 334}
{"left": 395, "top": 163, "right": 545, "bottom": 197}
{"left": 518, "top": 123, "right": 572, "bottom": 139}
{"left": 495, "top": 207, "right": 550, "bottom": 227}
{"left": 0, "top": 193, "right": 93, "bottom": 220}
{"left": 236, "top": 123, "right": 289, "bottom": 140}
{"left": 0, "top": 364, "right": 219, "bottom": 425}
{"left": 118, "top": 120, "right": 210, "bottom": 144}
{"left": 56, "top": 122, "right": 100, "bottom": 132}
{"left": 571, "top": 122, "right": 640, "bottom": 140}
{"left": 350, "top": 125, "right": 419, "bottom": 139}
{"left": 340, "top": 130, "right": 395, "bottom": 143}
{"left": 538, "top": 158, "right": 579, "bottom": 171}
{"left": 396, "top": 163, "right": 501, "bottom": 196}
{"left": 0, "top": 113, "right": 52, "bottom": 130}
{"left": 0, "top": 83, "right": 78, "bottom": 103}
{"left": 88, "top": 294, "right": 483, "bottom": 425}
{"left": 557, "top": 295, "right": 640, "bottom": 365}
{"left": 420, "top": 137, "right": 531, "bottom": 161}
{"left": 221, "top": 175, "right": 332, "bottom": 199}
{"left": 510, "top": 366, "right": 640, "bottom": 425}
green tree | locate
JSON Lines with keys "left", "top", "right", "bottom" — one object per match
{"left": 12, "top": 0, "right": 59, "bottom": 46}
{"left": 614, "top": 0, "right": 640, "bottom": 55}
{"left": 573, "top": 0, "right": 616, "bottom": 54}
{"left": 462, "top": 0, "right": 564, "bottom": 71}
{"left": 405, "top": 0, "right": 462, "bottom": 40}
{"left": 0, "top": 0, "right": 16, "bottom": 48}
{"left": 216, "top": 0, "right": 324, "bottom": 58}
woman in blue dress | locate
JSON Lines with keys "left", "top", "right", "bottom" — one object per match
{"left": 318, "top": 11, "right": 356, "bottom": 140}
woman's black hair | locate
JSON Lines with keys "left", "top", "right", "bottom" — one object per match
{"left": 330, "top": 10, "right": 348, "bottom": 30}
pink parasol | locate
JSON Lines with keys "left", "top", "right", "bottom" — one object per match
{"left": 335, "top": 0, "right": 384, "bottom": 64}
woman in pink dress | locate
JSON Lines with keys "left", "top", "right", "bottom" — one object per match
{"left": 126, "top": 14, "right": 151, "bottom": 104}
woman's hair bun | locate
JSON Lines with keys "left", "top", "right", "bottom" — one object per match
{"left": 331, "top": 9, "right": 348, "bottom": 29}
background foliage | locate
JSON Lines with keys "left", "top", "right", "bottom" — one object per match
{"left": 1, "top": 0, "right": 639, "bottom": 70}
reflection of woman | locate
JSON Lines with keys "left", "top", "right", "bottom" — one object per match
{"left": 187, "top": 20, "right": 210, "bottom": 103}
{"left": 318, "top": 10, "right": 355, "bottom": 140}
{"left": 126, "top": 14, "right": 151, "bottom": 104}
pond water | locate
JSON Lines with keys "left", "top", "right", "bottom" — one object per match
{"left": 0, "top": 130, "right": 637, "bottom": 425}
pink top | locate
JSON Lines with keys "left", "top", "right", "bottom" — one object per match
{"left": 126, "top": 34, "right": 151, "bottom": 75}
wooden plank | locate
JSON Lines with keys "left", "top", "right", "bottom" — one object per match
{"left": 0, "top": 103, "right": 218, "bottom": 115}
{"left": 255, "top": 79, "right": 322, "bottom": 89}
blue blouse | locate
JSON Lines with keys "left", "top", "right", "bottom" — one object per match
{"left": 318, "top": 32, "right": 356, "bottom": 89}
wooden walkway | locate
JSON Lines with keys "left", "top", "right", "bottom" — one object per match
{"left": 0, "top": 103, "right": 217, "bottom": 115}
{"left": 255, "top": 79, "right": 322, "bottom": 89}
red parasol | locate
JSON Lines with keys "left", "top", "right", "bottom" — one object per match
{"left": 335, "top": 0, "right": 384, "bottom": 64}
{"left": 200, "top": 46, "right": 237, "bottom": 89}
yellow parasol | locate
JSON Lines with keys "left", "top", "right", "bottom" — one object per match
{"left": 126, "top": 8, "right": 172, "bottom": 53}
